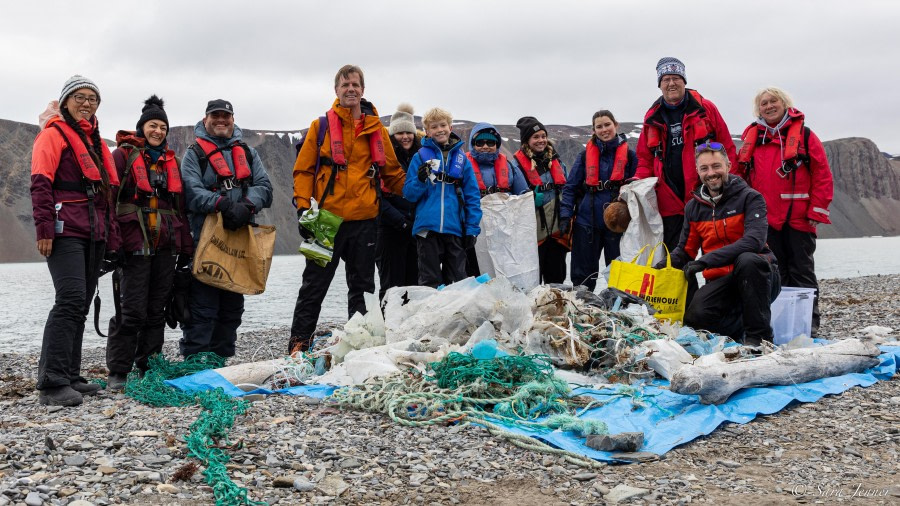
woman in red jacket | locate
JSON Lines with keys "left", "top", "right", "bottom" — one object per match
{"left": 30, "top": 75, "right": 120, "bottom": 406}
{"left": 735, "top": 87, "right": 833, "bottom": 336}
{"left": 105, "top": 96, "right": 193, "bottom": 391}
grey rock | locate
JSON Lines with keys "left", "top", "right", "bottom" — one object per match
{"left": 63, "top": 455, "right": 86, "bottom": 467}
{"left": 339, "top": 458, "right": 362, "bottom": 469}
{"left": 586, "top": 432, "right": 644, "bottom": 452}
{"left": 24, "top": 492, "right": 43, "bottom": 506}
{"left": 293, "top": 478, "right": 316, "bottom": 492}
{"left": 17, "top": 478, "right": 33, "bottom": 486}
{"left": 717, "top": 460, "right": 742, "bottom": 469}
{"left": 573, "top": 472, "right": 597, "bottom": 481}
{"left": 605, "top": 484, "right": 650, "bottom": 503}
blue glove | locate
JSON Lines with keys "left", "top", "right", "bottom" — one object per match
{"left": 534, "top": 189, "right": 544, "bottom": 208}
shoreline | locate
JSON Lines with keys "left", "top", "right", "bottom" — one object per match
{"left": 1, "top": 274, "right": 898, "bottom": 505}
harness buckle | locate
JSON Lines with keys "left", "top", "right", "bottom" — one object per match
{"left": 776, "top": 162, "right": 796, "bottom": 179}
{"left": 365, "top": 164, "right": 377, "bottom": 179}
{"left": 222, "top": 178, "right": 235, "bottom": 190}
{"left": 336, "top": 164, "right": 348, "bottom": 172}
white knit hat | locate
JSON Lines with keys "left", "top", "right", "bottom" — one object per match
{"left": 60, "top": 75, "right": 100, "bottom": 104}
{"left": 388, "top": 103, "right": 416, "bottom": 135}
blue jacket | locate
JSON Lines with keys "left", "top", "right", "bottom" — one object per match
{"left": 181, "top": 121, "right": 274, "bottom": 241}
{"left": 466, "top": 122, "right": 529, "bottom": 195}
{"left": 560, "top": 135, "right": 637, "bottom": 229}
{"left": 403, "top": 133, "right": 482, "bottom": 237}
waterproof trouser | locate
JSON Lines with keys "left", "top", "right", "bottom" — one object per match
{"left": 37, "top": 237, "right": 105, "bottom": 390}
{"left": 291, "top": 219, "right": 377, "bottom": 341}
{"left": 684, "top": 252, "right": 781, "bottom": 345}
{"left": 767, "top": 225, "right": 820, "bottom": 335}
{"left": 464, "top": 246, "right": 480, "bottom": 278}
{"left": 179, "top": 280, "right": 243, "bottom": 358}
{"left": 375, "top": 221, "right": 418, "bottom": 301}
{"left": 662, "top": 214, "right": 684, "bottom": 254}
{"left": 570, "top": 223, "right": 622, "bottom": 292}
{"left": 417, "top": 232, "right": 467, "bottom": 289}
{"left": 538, "top": 239, "right": 568, "bottom": 284}
{"left": 106, "top": 253, "right": 176, "bottom": 374}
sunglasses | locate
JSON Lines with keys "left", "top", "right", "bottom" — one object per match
{"left": 473, "top": 139, "right": 498, "bottom": 148}
{"left": 695, "top": 142, "right": 726, "bottom": 153}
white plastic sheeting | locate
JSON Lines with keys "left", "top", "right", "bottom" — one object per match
{"left": 616, "top": 177, "right": 664, "bottom": 269}
{"left": 474, "top": 192, "right": 540, "bottom": 292}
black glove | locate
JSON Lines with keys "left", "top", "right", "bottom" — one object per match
{"left": 101, "top": 249, "right": 124, "bottom": 274}
{"left": 683, "top": 260, "right": 707, "bottom": 280}
{"left": 417, "top": 163, "right": 430, "bottom": 182}
{"left": 559, "top": 218, "right": 571, "bottom": 236}
{"left": 176, "top": 254, "right": 191, "bottom": 270}
{"left": 296, "top": 208, "right": 314, "bottom": 241}
{"left": 653, "top": 258, "right": 666, "bottom": 270}
{"left": 223, "top": 202, "right": 251, "bottom": 230}
{"left": 464, "top": 235, "right": 477, "bottom": 249}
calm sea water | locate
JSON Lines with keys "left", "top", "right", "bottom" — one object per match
{"left": 2, "top": 236, "right": 898, "bottom": 353}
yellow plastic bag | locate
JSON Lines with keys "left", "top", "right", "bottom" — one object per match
{"left": 607, "top": 243, "right": 687, "bottom": 322}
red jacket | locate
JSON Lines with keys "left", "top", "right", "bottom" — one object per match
{"left": 635, "top": 90, "right": 736, "bottom": 217}
{"left": 30, "top": 116, "right": 120, "bottom": 250}
{"left": 735, "top": 109, "right": 832, "bottom": 233}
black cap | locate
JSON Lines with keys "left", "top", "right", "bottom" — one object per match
{"left": 205, "top": 99, "right": 234, "bottom": 115}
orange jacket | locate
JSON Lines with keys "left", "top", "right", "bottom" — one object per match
{"left": 293, "top": 99, "right": 404, "bottom": 221}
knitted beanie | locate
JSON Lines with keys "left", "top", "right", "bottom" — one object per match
{"left": 135, "top": 95, "right": 169, "bottom": 138}
{"left": 388, "top": 103, "right": 416, "bottom": 136}
{"left": 60, "top": 75, "right": 100, "bottom": 104}
{"left": 656, "top": 57, "right": 686, "bottom": 86}
{"left": 473, "top": 131, "right": 500, "bottom": 143}
{"left": 516, "top": 116, "right": 546, "bottom": 144}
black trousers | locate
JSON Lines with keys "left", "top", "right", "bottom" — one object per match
{"left": 465, "top": 246, "right": 480, "bottom": 278}
{"left": 662, "top": 214, "right": 685, "bottom": 253}
{"left": 684, "top": 252, "right": 781, "bottom": 345}
{"left": 37, "top": 237, "right": 105, "bottom": 390}
{"left": 767, "top": 225, "right": 820, "bottom": 334}
{"left": 417, "top": 232, "right": 467, "bottom": 288}
{"left": 180, "top": 279, "right": 243, "bottom": 358}
{"left": 570, "top": 223, "right": 621, "bottom": 291}
{"left": 106, "top": 253, "right": 176, "bottom": 374}
{"left": 538, "top": 239, "right": 568, "bottom": 284}
{"left": 375, "top": 221, "right": 418, "bottom": 301}
{"left": 291, "top": 219, "right": 377, "bottom": 340}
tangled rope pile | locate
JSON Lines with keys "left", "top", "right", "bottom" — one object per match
{"left": 126, "top": 353, "right": 264, "bottom": 506}
{"left": 332, "top": 353, "right": 609, "bottom": 468}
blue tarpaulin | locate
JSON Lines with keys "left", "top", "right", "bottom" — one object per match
{"left": 166, "top": 345, "right": 899, "bottom": 462}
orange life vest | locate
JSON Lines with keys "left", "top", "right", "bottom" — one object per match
{"left": 51, "top": 121, "right": 120, "bottom": 186}
{"left": 325, "top": 109, "right": 386, "bottom": 167}
{"left": 194, "top": 138, "right": 251, "bottom": 180}
{"left": 644, "top": 89, "right": 712, "bottom": 157}
{"left": 585, "top": 140, "right": 629, "bottom": 187}
{"left": 514, "top": 150, "right": 566, "bottom": 187}
{"left": 130, "top": 149, "right": 182, "bottom": 195}
{"left": 466, "top": 153, "right": 510, "bottom": 193}
{"left": 738, "top": 116, "right": 807, "bottom": 172}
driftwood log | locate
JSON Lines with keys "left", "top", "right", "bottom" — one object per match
{"left": 670, "top": 339, "right": 882, "bottom": 404}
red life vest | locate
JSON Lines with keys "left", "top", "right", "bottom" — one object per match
{"left": 738, "top": 114, "right": 807, "bottom": 170}
{"left": 194, "top": 138, "right": 252, "bottom": 180}
{"left": 466, "top": 153, "right": 510, "bottom": 192}
{"left": 325, "top": 109, "right": 386, "bottom": 167}
{"left": 51, "top": 121, "right": 120, "bottom": 185}
{"left": 130, "top": 149, "right": 183, "bottom": 195}
{"left": 644, "top": 89, "right": 712, "bottom": 156}
{"left": 514, "top": 150, "right": 566, "bottom": 187}
{"left": 585, "top": 140, "right": 629, "bottom": 187}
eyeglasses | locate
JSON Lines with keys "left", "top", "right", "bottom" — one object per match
{"left": 71, "top": 94, "right": 99, "bottom": 105}
{"left": 695, "top": 142, "right": 726, "bottom": 153}
{"left": 474, "top": 139, "right": 497, "bottom": 148}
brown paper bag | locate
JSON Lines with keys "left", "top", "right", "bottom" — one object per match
{"left": 192, "top": 213, "right": 276, "bottom": 295}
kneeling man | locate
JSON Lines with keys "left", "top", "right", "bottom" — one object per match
{"left": 667, "top": 143, "right": 781, "bottom": 345}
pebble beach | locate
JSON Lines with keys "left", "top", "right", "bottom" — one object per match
{"left": 1, "top": 274, "right": 898, "bottom": 505}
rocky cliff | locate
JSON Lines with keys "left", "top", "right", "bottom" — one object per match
{"left": 1, "top": 118, "right": 896, "bottom": 262}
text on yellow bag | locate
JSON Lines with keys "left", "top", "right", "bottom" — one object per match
{"left": 607, "top": 243, "right": 688, "bottom": 322}
{"left": 192, "top": 213, "right": 277, "bottom": 295}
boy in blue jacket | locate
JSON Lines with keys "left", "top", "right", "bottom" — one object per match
{"left": 403, "top": 108, "right": 482, "bottom": 288}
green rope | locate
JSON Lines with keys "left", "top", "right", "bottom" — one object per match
{"left": 428, "top": 352, "right": 555, "bottom": 390}
{"left": 125, "top": 353, "right": 265, "bottom": 506}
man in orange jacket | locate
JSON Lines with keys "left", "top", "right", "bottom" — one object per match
{"left": 289, "top": 65, "right": 405, "bottom": 354}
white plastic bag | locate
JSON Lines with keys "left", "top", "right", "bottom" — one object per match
{"left": 474, "top": 192, "right": 540, "bottom": 292}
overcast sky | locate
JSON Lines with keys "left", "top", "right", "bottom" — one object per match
{"left": 3, "top": 0, "right": 898, "bottom": 152}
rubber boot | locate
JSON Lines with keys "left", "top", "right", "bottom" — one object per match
{"left": 107, "top": 373, "right": 128, "bottom": 392}
{"left": 70, "top": 381, "right": 101, "bottom": 396}
{"left": 39, "top": 385, "right": 83, "bottom": 407}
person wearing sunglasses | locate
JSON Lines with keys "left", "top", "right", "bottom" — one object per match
{"left": 512, "top": 116, "right": 570, "bottom": 284}
{"left": 559, "top": 110, "right": 637, "bottom": 291}
{"left": 735, "top": 87, "right": 833, "bottom": 337}
{"left": 662, "top": 143, "right": 780, "bottom": 347}
{"left": 30, "top": 75, "right": 122, "bottom": 406}
{"left": 462, "top": 123, "right": 529, "bottom": 275}
{"left": 635, "top": 57, "right": 736, "bottom": 252}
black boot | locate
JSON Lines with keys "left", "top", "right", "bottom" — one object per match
{"left": 70, "top": 380, "right": 101, "bottom": 396}
{"left": 107, "top": 373, "right": 128, "bottom": 392}
{"left": 39, "top": 386, "right": 83, "bottom": 407}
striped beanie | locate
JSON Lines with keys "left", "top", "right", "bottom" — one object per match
{"left": 60, "top": 75, "right": 101, "bottom": 104}
{"left": 656, "top": 57, "right": 686, "bottom": 86}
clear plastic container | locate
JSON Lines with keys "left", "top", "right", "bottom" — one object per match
{"left": 770, "top": 287, "right": 816, "bottom": 345}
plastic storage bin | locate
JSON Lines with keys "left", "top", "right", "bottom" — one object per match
{"left": 770, "top": 287, "right": 816, "bottom": 345}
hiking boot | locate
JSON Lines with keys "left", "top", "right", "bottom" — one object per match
{"left": 107, "top": 373, "right": 128, "bottom": 392}
{"left": 70, "top": 380, "right": 101, "bottom": 396}
{"left": 39, "top": 386, "right": 83, "bottom": 407}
